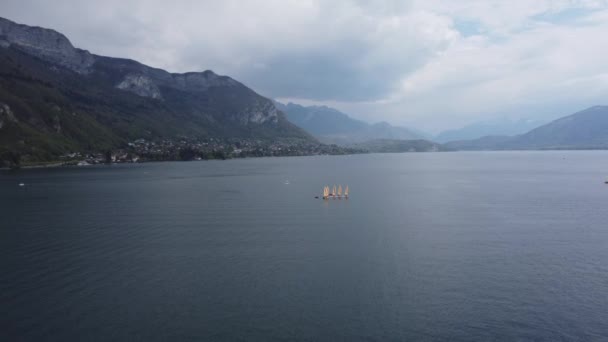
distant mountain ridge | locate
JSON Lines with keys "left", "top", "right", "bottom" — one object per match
{"left": 276, "top": 101, "right": 425, "bottom": 145}
{"left": 352, "top": 139, "right": 447, "bottom": 153}
{"left": 0, "top": 17, "right": 316, "bottom": 164}
{"left": 445, "top": 106, "right": 608, "bottom": 150}
{"left": 435, "top": 118, "right": 546, "bottom": 143}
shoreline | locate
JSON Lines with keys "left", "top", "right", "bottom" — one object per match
{"left": 0, "top": 152, "right": 364, "bottom": 170}
{"left": 6, "top": 148, "right": 607, "bottom": 171}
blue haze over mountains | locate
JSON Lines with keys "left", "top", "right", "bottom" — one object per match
{"left": 445, "top": 106, "right": 608, "bottom": 150}
{"left": 275, "top": 101, "right": 428, "bottom": 145}
{"left": 434, "top": 117, "right": 547, "bottom": 143}
{"left": 277, "top": 99, "right": 551, "bottom": 146}
{"left": 278, "top": 100, "right": 608, "bottom": 151}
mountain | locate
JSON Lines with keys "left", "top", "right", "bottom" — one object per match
{"left": 509, "top": 106, "right": 608, "bottom": 149}
{"left": 435, "top": 117, "right": 545, "bottom": 143}
{"left": 445, "top": 106, "right": 608, "bottom": 150}
{"left": 276, "top": 101, "right": 425, "bottom": 145}
{"left": 352, "top": 139, "right": 448, "bottom": 153}
{"left": 0, "top": 17, "right": 315, "bottom": 165}
{"left": 274, "top": 101, "right": 368, "bottom": 136}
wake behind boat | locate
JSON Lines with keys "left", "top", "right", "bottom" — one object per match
{"left": 322, "top": 185, "right": 349, "bottom": 199}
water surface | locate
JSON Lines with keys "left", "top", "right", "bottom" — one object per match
{"left": 2, "top": 152, "right": 608, "bottom": 341}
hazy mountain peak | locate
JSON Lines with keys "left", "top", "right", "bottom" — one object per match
{"left": 445, "top": 105, "right": 608, "bottom": 150}
{"left": 435, "top": 117, "right": 546, "bottom": 143}
{"left": 372, "top": 121, "right": 391, "bottom": 128}
{"left": 277, "top": 100, "right": 425, "bottom": 145}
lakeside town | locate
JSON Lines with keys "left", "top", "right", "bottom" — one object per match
{"left": 48, "top": 138, "right": 361, "bottom": 167}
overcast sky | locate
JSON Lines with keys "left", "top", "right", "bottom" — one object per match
{"left": 2, "top": 0, "right": 608, "bottom": 132}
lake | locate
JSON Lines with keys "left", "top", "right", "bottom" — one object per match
{"left": 2, "top": 151, "right": 608, "bottom": 341}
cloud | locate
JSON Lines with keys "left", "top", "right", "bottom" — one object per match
{"left": 381, "top": 2, "right": 608, "bottom": 131}
{"left": 1, "top": 0, "right": 608, "bottom": 131}
{"left": 0, "top": 0, "right": 457, "bottom": 101}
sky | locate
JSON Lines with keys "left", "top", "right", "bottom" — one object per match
{"left": 1, "top": 0, "right": 608, "bottom": 133}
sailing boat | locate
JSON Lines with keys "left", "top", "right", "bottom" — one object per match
{"left": 323, "top": 186, "right": 330, "bottom": 199}
{"left": 320, "top": 185, "right": 350, "bottom": 199}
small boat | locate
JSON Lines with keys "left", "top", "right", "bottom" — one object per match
{"left": 18, "top": 183, "right": 25, "bottom": 187}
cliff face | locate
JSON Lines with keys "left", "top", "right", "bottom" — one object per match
{"left": 0, "top": 17, "right": 95, "bottom": 73}
{"left": 0, "top": 16, "right": 313, "bottom": 162}
{"left": 0, "top": 102, "right": 17, "bottom": 129}
{"left": 116, "top": 74, "right": 163, "bottom": 99}
{"left": 107, "top": 65, "right": 279, "bottom": 125}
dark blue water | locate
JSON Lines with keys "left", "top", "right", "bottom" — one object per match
{"left": 2, "top": 152, "right": 608, "bottom": 341}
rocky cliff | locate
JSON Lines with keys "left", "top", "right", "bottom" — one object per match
{"left": 0, "top": 17, "right": 94, "bottom": 73}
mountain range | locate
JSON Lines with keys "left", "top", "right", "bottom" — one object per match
{"left": 277, "top": 99, "right": 608, "bottom": 151}
{"left": 275, "top": 101, "right": 426, "bottom": 145}
{"left": 0, "top": 17, "right": 316, "bottom": 166}
{"left": 445, "top": 106, "right": 608, "bottom": 150}
{"left": 1, "top": 16, "right": 608, "bottom": 166}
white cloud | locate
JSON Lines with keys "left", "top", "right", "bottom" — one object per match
{"left": 378, "top": 3, "right": 608, "bottom": 131}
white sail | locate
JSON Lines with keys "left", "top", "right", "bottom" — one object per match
{"left": 338, "top": 185, "right": 342, "bottom": 196}
{"left": 332, "top": 185, "right": 336, "bottom": 195}
{"left": 345, "top": 185, "right": 349, "bottom": 196}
